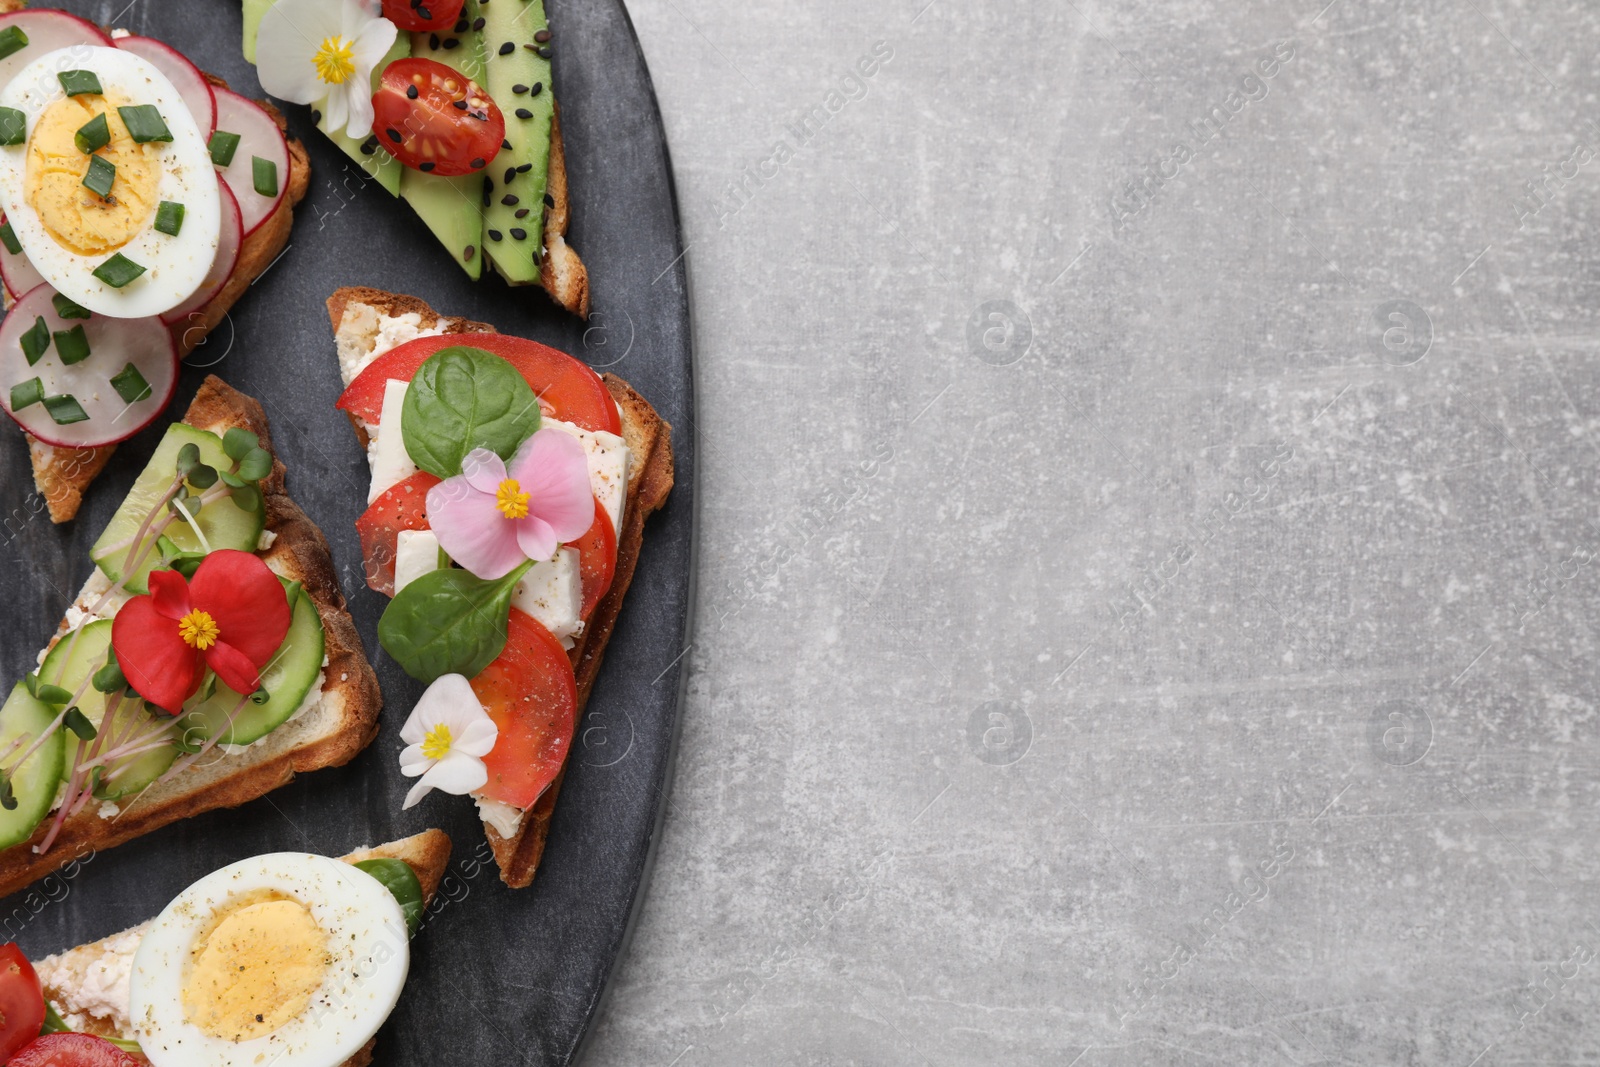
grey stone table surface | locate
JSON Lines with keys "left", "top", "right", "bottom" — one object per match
{"left": 583, "top": 1, "right": 1600, "bottom": 1064}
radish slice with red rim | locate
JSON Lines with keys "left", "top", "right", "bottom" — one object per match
{"left": 160, "top": 174, "right": 240, "bottom": 327}
{"left": 212, "top": 88, "right": 288, "bottom": 238}
{"left": 0, "top": 213, "right": 43, "bottom": 302}
{"left": 113, "top": 33, "right": 216, "bottom": 136}
{"left": 0, "top": 10, "right": 112, "bottom": 90}
{"left": 0, "top": 283, "right": 177, "bottom": 448}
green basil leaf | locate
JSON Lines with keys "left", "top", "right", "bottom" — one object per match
{"left": 400, "top": 346, "right": 541, "bottom": 478}
{"left": 377, "top": 560, "right": 531, "bottom": 682}
{"left": 353, "top": 858, "right": 424, "bottom": 935}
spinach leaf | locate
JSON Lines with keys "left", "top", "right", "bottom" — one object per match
{"left": 401, "top": 347, "right": 541, "bottom": 478}
{"left": 377, "top": 561, "right": 532, "bottom": 682}
{"left": 353, "top": 857, "right": 425, "bottom": 934}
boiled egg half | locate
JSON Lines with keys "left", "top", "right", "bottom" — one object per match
{"left": 128, "top": 852, "right": 409, "bottom": 1067}
{"left": 0, "top": 45, "right": 219, "bottom": 318}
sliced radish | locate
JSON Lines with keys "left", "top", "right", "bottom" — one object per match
{"left": 0, "top": 10, "right": 112, "bottom": 90}
{"left": 0, "top": 283, "right": 177, "bottom": 448}
{"left": 212, "top": 88, "right": 288, "bottom": 238}
{"left": 114, "top": 34, "right": 216, "bottom": 137}
{"left": 160, "top": 175, "right": 240, "bottom": 327}
{"left": 0, "top": 213, "right": 42, "bottom": 302}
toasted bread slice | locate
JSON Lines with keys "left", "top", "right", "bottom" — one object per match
{"left": 0, "top": 376, "right": 383, "bottom": 900}
{"left": 534, "top": 103, "right": 588, "bottom": 318}
{"left": 325, "top": 287, "right": 673, "bottom": 886}
{"left": 33, "top": 828, "right": 452, "bottom": 1066}
{"left": 24, "top": 64, "right": 312, "bottom": 524}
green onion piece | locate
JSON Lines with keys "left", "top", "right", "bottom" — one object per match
{"left": 252, "top": 156, "right": 278, "bottom": 198}
{"left": 42, "top": 394, "right": 88, "bottom": 424}
{"left": 52, "top": 293, "right": 90, "bottom": 319}
{"left": 0, "top": 26, "right": 29, "bottom": 61}
{"left": 109, "top": 361, "right": 151, "bottom": 404}
{"left": 0, "top": 107, "right": 24, "bottom": 146}
{"left": 116, "top": 104, "right": 171, "bottom": 144}
{"left": 0, "top": 220, "right": 20, "bottom": 255}
{"left": 207, "top": 129, "right": 240, "bottom": 167}
{"left": 19, "top": 316, "right": 47, "bottom": 365}
{"left": 74, "top": 112, "right": 109, "bottom": 154}
{"left": 52, "top": 324, "right": 89, "bottom": 365}
{"left": 154, "top": 200, "right": 184, "bottom": 236}
{"left": 82, "top": 154, "right": 115, "bottom": 199}
{"left": 92, "top": 253, "right": 145, "bottom": 288}
{"left": 9, "top": 376, "right": 42, "bottom": 411}
{"left": 57, "top": 70, "right": 101, "bottom": 96}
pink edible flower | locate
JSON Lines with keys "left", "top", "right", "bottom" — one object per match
{"left": 426, "top": 430, "right": 594, "bottom": 580}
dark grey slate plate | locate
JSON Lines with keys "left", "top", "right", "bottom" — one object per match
{"left": 0, "top": 2, "right": 694, "bottom": 1063}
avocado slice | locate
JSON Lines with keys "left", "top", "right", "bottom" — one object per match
{"left": 477, "top": 0, "right": 554, "bottom": 284}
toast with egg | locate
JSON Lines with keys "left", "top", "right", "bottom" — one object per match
{"left": 32, "top": 828, "right": 451, "bottom": 1065}
{"left": 0, "top": 374, "right": 382, "bottom": 900}
{"left": 327, "top": 286, "right": 673, "bottom": 887}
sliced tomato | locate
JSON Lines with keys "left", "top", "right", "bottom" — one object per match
{"left": 0, "top": 943, "right": 44, "bottom": 1062}
{"left": 371, "top": 57, "right": 503, "bottom": 177}
{"left": 355, "top": 472, "right": 442, "bottom": 596}
{"left": 472, "top": 609, "right": 576, "bottom": 810}
{"left": 571, "top": 497, "right": 617, "bottom": 620}
{"left": 380, "top": 0, "right": 466, "bottom": 32}
{"left": 9, "top": 1033, "right": 141, "bottom": 1066}
{"left": 338, "top": 334, "right": 620, "bottom": 435}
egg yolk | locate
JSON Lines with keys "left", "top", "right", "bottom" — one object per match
{"left": 25, "top": 93, "right": 159, "bottom": 256}
{"left": 181, "top": 894, "right": 330, "bottom": 1042}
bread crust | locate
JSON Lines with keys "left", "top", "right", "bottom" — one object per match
{"left": 324, "top": 287, "right": 673, "bottom": 886}
{"left": 0, "top": 377, "right": 382, "bottom": 900}
{"left": 536, "top": 104, "right": 589, "bottom": 318}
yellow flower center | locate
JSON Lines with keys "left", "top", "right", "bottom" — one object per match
{"left": 421, "top": 723, "right": 454, "bottom": 761}
{"left": 495, "top": 478, "right": 530, "bottom": 520}
{"left": 177, "top": 610, "right": 219, "bottom": 651}
{"left": 312, "top": 35, "right": 357, "bottom": 85}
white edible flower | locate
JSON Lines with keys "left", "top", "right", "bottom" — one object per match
{"left": 398, "top": 674, "right": 499, "bottom": 809}
{"left": 255, "top": 0, "right": 397, "bottom": 139}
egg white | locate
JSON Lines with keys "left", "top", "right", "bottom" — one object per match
{"left": 128, "top": 853, "right": 410, "bottom": 1067}
{"left": 0, "top": 45, "right": 219, "bottom": 318}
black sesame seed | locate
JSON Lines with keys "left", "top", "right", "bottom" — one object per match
{"left": 454, "top": 18, "right": 469, "bottom": 32}
{"left": 512, "top": 84, "right": 529, "bottom": 95}
{"left": 487, "top": 229, "right": 503, "bottom": 241}
{"left": 419, "top": 161, "right": 435, "bottom": 171}
{"left": 429, "top": 33, "right": 440, "bottom": 49}
{"left": 360, "top": 141, "right": 375, "bottom": 155}
{"left": 311, "top": 109, "right": 322, "bottom": 123}
{"left": 516, "top": 163, "right": 531, "bottom": 172}
{"left": 543, "top": 193, "right": 555, "bottom": 207}
{"left": 501, "top": 194, "right": 519, "bottom": 206}
{"left": 504, "top": 167, "right": 517, "bottom": 183}
{"left": 472, "top": 16, "right": 485, "bottom": 29}
{"left": 386, "top": 128, "right": 402, "bottom": 142}
{"left": 528, "top": 82, "right": 543, "bottom": 96}
{"left": 464, "top": 245, "right": 475, "bottom": 261}
{"left": 515, "top": 108, "right": 532, "bottom": 119}
{"left": 510, "top": 227, "right": 527, "bottom": 240}
{"left": 534, "top": 28, "right": 551, "bottom": 43}
{"left": 502, "top": 139, "right": 513, "bottom": 151}
{"left": 482, "top": 185, "right": 492, "bottom": 206}
{"left": 470, "top": 157, "right": 486, "bottom": 169}
{"left": 514, "top": 207, "right": 530, "bottom": 218}
{"left": 452, "top": 99, "right": 468, "bottom": 110}
{"left": 406, "top": 84, "right": 419, "bottom": 99}
{"left": 523, "top": 42, "right": 536, "bottom": 51}
{"left": 443, "top": 37, "right": 459, "bottom": 48}
{"left": 498, "top": 41, "right": 515, "bottom": 55}
{"left": 417, "top": 4, "right": 431, "bottom": 17}
{"left": 536, "top": 45, "right": 551, "bottom": 58}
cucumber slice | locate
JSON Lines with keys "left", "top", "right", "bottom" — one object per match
{"left": 0, "top": 682, "right": 64, "bottom": 850}
{"left": 39, "top": 621, "right": 177, "bottom": 800}
{"left": 178, "top": 580, "right": 324, "bottom": 747}
{"left": 90, "top": 423, "right": 265, "bottom": 594}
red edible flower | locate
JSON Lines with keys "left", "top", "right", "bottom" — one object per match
{"left": 111, "top": 549, "right": 292, "bottom": 714}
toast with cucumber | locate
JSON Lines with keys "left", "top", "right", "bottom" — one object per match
{"left": 0, "top": 1, "right": 312, "bottom": 524}
{"left": 327, "top": 286, "right": 671, "bottom": 886}
{"left": 0, "top": 374, "right": 381, "bottom": 900}
{"left": 243, "top": 0, "right": 588, "bottom": 315}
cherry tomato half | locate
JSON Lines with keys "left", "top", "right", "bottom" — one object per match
{"left": 9, "top": 1033, "right": 142, "bottom": 1067}
{"left": 0, "top": 942, "right": 45, "bottom": 1062}
{"left": 472, "top": 609, "right": 576, "bottom": 810}
{"left": 372, "top": 58, "right": 504, "bottom": 177}
{"left": 380, "top": 0, "right": 466, "bottom": 33}
{"left": 355, "top": 471, "right": 441, "bottom": 596}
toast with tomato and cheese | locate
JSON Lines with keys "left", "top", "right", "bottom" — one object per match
{"left": 29, "top": 829, "right": 451, "bottom": 1066}
{"left": 0, "top": 2, "right": 310, "bottom": 523}
{"left": 0, "top": 374, "right": 381, "bottom": 900}
{"left": 327, "top": 286, "right": 671, "bottom": 887}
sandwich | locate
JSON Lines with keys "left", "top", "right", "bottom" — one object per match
{"left": 327, "top": 286, "right": 672, "bottom": 886}
{"left": 0, "top": 1, "right": 311, "bottom": 523}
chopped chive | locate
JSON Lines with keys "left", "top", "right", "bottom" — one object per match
{"left": 19, "top": 315, "right": 48, "bottom": 365}
{"left": 52, "top": 325, "right": 89, "bottom": 365}
{"left": 0, "top": 107, "right": 24, "bottom": 146}
{"left": 9, "top": 376, "right": 41, "bottom": 411}
{"left": 109, "top": 362, "right": 151, "bottom": 404}
{"left": 0, "top": 26, "right": 29, "bottom": 61}
{"left": 82, "top": 154, "right": 115, "bottom": 199}
{"left": 0, "top": 220, "right": 19, "bottom": 255}
{"left": 207, "top": 129, "right": 240, "bottom": 167}
{"left": 51, "top": 293, "right": 90, "bottom": 319}
{"left": 57, "top": 70, "right": 101, "bottom": 96}
{"left": 154, "top": 200, "right": 184, "bottom": 236}
{"left": 116, "top": 104, "right": 171, "bottom": 144}
{"left": 92, "top": 253, "right": 145, "bottom": 288}
{"left": 251, "top": 156, "right": 277, "bottom": 198}
{"left": 42, "top": 394, "right": 88, "bottom": 424}
{"left": 74, "top": 112, "right": 108, "bottom": 154}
